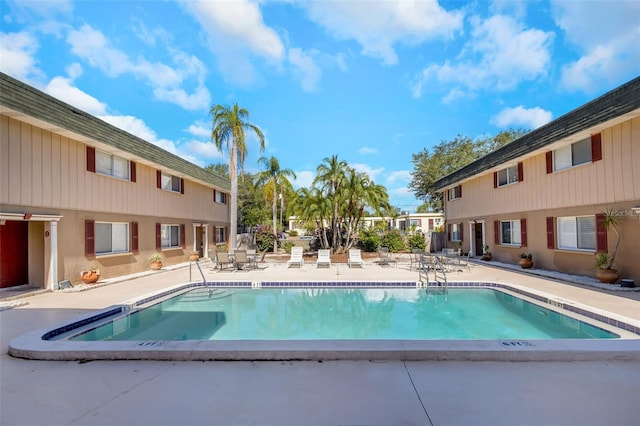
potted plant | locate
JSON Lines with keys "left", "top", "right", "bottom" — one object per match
{"left": 519, "top": 253, "right": 533, "bottom": 269}
{"left": 80, "top": 265, "right": 100, "bottom": 284}
{"left": 149, "top": 253, "right": 163, "bottom": 270}
{"left": 189, "top": 251, "right": 200, "bottom": 261}
{"left": 594, "top": 208, "right": 623, "bottom": 283}
{"left": 481, "top": 245, "right": 492, "bottom": 261}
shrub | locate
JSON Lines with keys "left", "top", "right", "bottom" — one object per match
{"left": 288, "top": 230, "right": 299, "bottom": 237}
{"left": 359, "top": 229, "right": 381, "bottom": 252}
{"left": 407, "top": 232, "right": 426, "bottom": 250}
{"left": 380, "top": 229, "right": 406, "bottom": 252}
{"left": 282, "top": 241, "right": 295, "bottom": 253}
{"left": 256, "top": 226, "right": 276, "bottom": 252}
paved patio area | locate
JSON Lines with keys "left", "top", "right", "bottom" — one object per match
{"left": 2, "top": 257, "right": 639, "bottom": 425}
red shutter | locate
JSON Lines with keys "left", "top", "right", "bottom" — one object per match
{"left": 156, "top": 170, "right": 162, "bottom": 189}
{"left": 546, "top": 217, "right": 555, "bottom": 249}
{"left": 459, "top": 223, "right": 464, "bottom": 242}
{"left": 520, "top": 218, "right": 527, "bottom": 247}
{"left": 225, "top": 227, "right": 229, "bottom": 244}
{"left": 180, "top": 224, "right": 186, "bottom": 248}
{"left": 85, "top": 220, "right": 95, "bottom": 256}
{"left": 595, "top": 213, "right": 608, "bottom": 253}
{"left": 546, "top": 152, "right": 553, "bottom": 174}
{"left": 86, "top": 146, "right": 96, "bottom": 172}
{"left": 447, "top": 224, "right": 451, "bottom": 241}
{"left": 130, "top": 162, "right": 137, "bottom": 182}
{"left": 591, "top": 133, "right": 602, "bottom": 162}
{"left": 447, "top": 189, "right": 450, "bottom": 201}
{"left": 131, "top": 222, "right": 139, "bottom": 253}
{"left": 517, "top": 162, "right": 523, "bottom": 182}
{"left": 156, "top": 223, "right": 161, "bottom": 251}
{"left": 213, "top": 189, "right": 216, "bottom": 203}
{"left": 493, "top": 172, "right": 498, "bottom": 188}
{"left": 458, "top": 185, "right": 462, "bottom": 198}
{"left": 180, "top": 178, "right": 185, "bottom": 194}
{"left": 494, "top": 221, "right": 500, "bottom": 245}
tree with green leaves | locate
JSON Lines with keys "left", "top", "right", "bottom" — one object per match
{"left": 210, "top": 103, "right": 265, "bottom": 249}
{"left": 409, "top": 129, "right": 528, "bottom": 211}
{"left": 254, "top": 156, "right": 296, "bottom": 252}
{"left": 314, "top": 155, "right": 348, "bottom": 252}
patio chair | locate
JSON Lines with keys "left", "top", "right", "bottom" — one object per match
{"left": 377, "top": 247, "right": 397, "bottom": 268}
{"left": 216, "top": 252, "right": 233, "bottom": 270}
{"left": 246, "top": 249, "right": 258, "bottom": 269}
{"left": 348, "top": 249, "right": 365, "bottom": 268}
{"left": 234, "top": 250, "right": 250, "bottom": 270}
{"left": 457, "top": 251, "right": 471, "bottom": 273}
{"left": 287, "top": 246, "right": 304, "bottom": 268}
{"left": 316, "top": 249, "right": 331, "bottom": 268}
{"left": 410, "top": 248, "right": 423, "bottom": 271}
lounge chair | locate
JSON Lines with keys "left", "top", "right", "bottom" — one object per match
{"left": 246, "top": 249, "right": 257, "bottom": 269}
{"left": 348, "top": 249, "right": 365, "bottom": 268}
{"left": 234, "top": 250, "right": 250, "bottom": 270}
{"left": 377, "top": 247, "right": 397, "bottom": 268}
{"left": 287, "top": 246, "right": 304, "bottom": 268}
{"left": 216, "top": 252, "right": 233, "bottom": 270}
{"left": 410, "top": 248, "right": 423, "bottom": 271}
{"left": 316, "top": 249, "right": 331, "bottom": 268}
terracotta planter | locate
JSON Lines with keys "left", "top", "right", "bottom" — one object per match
{"left": 596, "top": 268, "right": 619, "bottom": 284}
{"left": 80, "top": 271, "right": 100, "bottom": 284}
{"left": 519, "top": 259, "right": 533, "bottom": 269}
{"left": 189, "top": 252, "right": 200, "bottom": 261}
{"left": 150, "top": 261, "right": 163, "bottom": 271}
{"left": 481, "top": 254, "right": 492, "bottom": 261}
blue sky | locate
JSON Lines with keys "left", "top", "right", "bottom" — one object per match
{"left": 1, "top": 0, "right": 639, "bottom": 211}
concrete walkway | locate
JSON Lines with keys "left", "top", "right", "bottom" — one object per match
{"left": 1, "top": 259, "right": 639, "bottom": 425}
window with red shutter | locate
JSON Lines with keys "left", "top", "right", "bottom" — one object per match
{"left": 85, "top": 220, "right": 95, "bottom": 256}
{"left": 86, "top": 147, "right": 96, "bottom": 173}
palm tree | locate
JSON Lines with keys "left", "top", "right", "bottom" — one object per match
{"left": 314, "top": 155, "right": 348, "bottom": 252}
{"left": 210, "top": 103, "right": 265, "bottom": 249}
{"left": 254, "top": 156, "right": 296, "bottom": 252}
{"left": 291, "top": 187, "right": 332, "bottom": 249}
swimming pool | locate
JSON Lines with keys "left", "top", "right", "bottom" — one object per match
{"left": 70, "top": 287, "right": 617, "bottom": 341}
{"left": 9, "top": 281, "right": 640, "bottom": 361}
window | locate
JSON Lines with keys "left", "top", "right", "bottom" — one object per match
{"left": 162, "top": 173, "right": 182, "bottom": 193}
{"left": 214, "top": 190, "right": 227, "bottom": 204}
{"left": 161, "top": 225, "right": 181, "bottom": 249}
{"left": 215, "top": 227, "right": 226, "bottom": 244}
{"left": 450, "top": 223, "right": 461, "bottom": 241}
{"left": 557, "top": 216, "right": 596, "bottom": 251}
{"left": 549, "top": 136, "right": 601, "bottom": 173}
{"left": 94, "top": 150, "right": 130, "bottom": 180}
{"left": 409, "top": 219, "right": 421, "bottom": 228}
{"left": 495, "top": 163, "right": 522, "bottom": 187}
{"left": 447, "top": 185, "right": 462, "bottom": 200}
{"left": 500, "top": 220, "right": 521, "bottom": 245}
{"left": 95, "top": 222, "right": 129, "bottom": 254}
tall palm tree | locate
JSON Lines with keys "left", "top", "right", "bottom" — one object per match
{"left": 210, "top": 103, "right": 265, "bottom": 249}
{"left": 254, "top": 156, "right": 296, "bottom": 252}
{"left": 314, "top": 155, "right": 348, "bottom": 252}
{"left": 291, "top": 187, "right": 332, "bottom": 249}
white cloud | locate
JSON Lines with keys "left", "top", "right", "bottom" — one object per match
{"left": 386, "top": 171, "right": 412, "bottom": 185}
{"left": 185, "top": 140, "right": 224, "bottom": 161}
{"left": 301, "top": 0, "right": 464, "bottom": 65}
{"left": 292, "top": 170, "right": 315, "bottom": 189}
{"left": 552, "top": 0, "right": 640, "bottom": 93}
{"left": 352, "top": 163, "right": 385, "bottom": 181}
{"left": 185, "top": 120, "right": 211, "bottom": 139}
{"left": 66, "top": 24, "right": 210, "bottom": 110}
{"left": 45, "top": 75, "right": 107, "bottom": 115}
{"left": 491, "top": 106, "right": 552, "bottom": 129}
{"left": 0, "top": 31, "right": 42, "bottom": 81}
{"left": 413, "top": 14, "right": 553, "bottom": 99}
{"left": 288, "top": 47, "right": 321, "bottom": 92}
{"left": 358, "top": 146, "right": 378, "bottom": 155}
{"left": 180, "top": 0, "right": 284, "bottom": 86}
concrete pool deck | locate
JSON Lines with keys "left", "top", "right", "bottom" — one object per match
{"left": 2, "top": 259, "right": 640, "bottom": 425}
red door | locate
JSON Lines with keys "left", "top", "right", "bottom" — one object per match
{"left": 0, "top": 221, "right": 29, "bottom": 288}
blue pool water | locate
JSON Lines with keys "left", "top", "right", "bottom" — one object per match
{"left": 70, "top": 288, "right": 618, "bottom": 341}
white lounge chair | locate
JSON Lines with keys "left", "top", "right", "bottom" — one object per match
{"left": 287, "top": 246, "right": 304, "bottom": 268}
{"left": 348, "top": 249, "right": 365, "bottom": 268}
{"left": 316, "top": 249, "right": 331, "bottom": 268}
